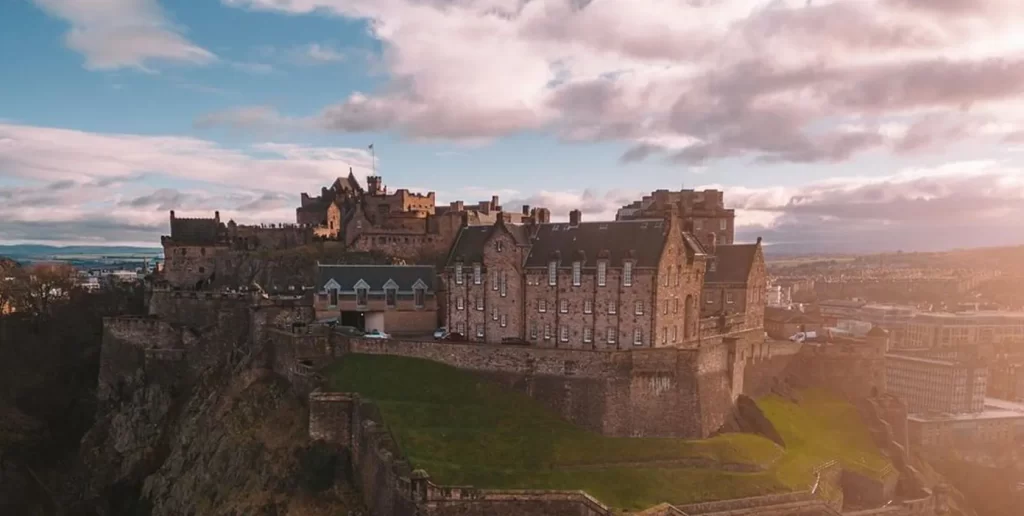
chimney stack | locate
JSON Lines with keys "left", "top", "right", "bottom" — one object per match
{"left": 522, "top": 204, "right": 530, "bottom": 216}
{"left": 756, "top": 236, "right": 763, "bottom": 245}
{"left": 707, "top": 232, "right": 717, "bottom": 255}
{"left": 170, "top": 210, "right": 176, "bottom": 220}
{"left": 569, "top": 209, "right": 582, "bottom": 227}
{"left": 214, "top": 211, "right": 220, "bottom": 223}
{"left": 491, "top": 195, "right": 499, "bottom": 209}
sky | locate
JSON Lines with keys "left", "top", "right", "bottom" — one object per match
{"left": 3, "top": 0, "right": 1024, "bottom": 253}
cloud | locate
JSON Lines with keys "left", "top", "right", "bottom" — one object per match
{"left": 299, "top": 43, "right": 346, "bottom": 63}
{"left": 212, "top": 0, "right": 1024, "bottom": 163}
{"left": 0, "top": 122, "right": 377, "bottom": 245}
{"left": 33, "top": 0, "right": 215, "bottom": 71}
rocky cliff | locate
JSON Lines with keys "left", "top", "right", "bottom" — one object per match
{"left": 67, "top": 362, "right": 363, "bottom": 515}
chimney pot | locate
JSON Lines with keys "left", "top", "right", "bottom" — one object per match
{"left": 756, "top": 236, "right": 763, "bottom": 245}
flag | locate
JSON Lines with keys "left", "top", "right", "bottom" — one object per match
{"left": 368, "top": 143, "right": 374, "bottom": 150}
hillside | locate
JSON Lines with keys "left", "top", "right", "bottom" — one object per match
{"left": 325, "top": 354, "right": 891, "bottom": 511}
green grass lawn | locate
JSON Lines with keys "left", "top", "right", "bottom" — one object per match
{"left": 324, "top": 354, "right": 890, "bottom": 510}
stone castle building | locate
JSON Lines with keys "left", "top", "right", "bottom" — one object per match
{"left": 443, "top": 208, "right": 765, "bottom": 347}
{"left": 617, "top": 188, "right": 736, "bottom": 249}
{"left": 295, "top": 171, "right": 546, "bottom": 263}
{"left": 160, "top": 210, "right": 314, "bottom": 289}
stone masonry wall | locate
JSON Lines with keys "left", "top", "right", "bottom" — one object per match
{"left": 98, "top": 316, "right": 186, "bottom": 403}
{"left": 342, "top": 336, "right": 738, "bottom": 438}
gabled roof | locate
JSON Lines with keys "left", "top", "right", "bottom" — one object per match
{"left": 445, "top": 219, "right": 530, "bottom": 266}
{"left": 316, "top": 264, "right": 434, "bottom": 292}
{"left": 705, "top": 243, "right": 759, "bottom": 284}
{"left": 525, "top": 219, "right": 668, "bottom": 268}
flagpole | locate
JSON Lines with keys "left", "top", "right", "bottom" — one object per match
{"left": 370, "top": 143, "right": 376, "bottom": 176}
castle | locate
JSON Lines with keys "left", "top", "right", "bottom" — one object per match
{"left": 109, "top": 178, "right": 948, "bottom": 514}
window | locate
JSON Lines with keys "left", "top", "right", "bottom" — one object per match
{"left": 663, "top": 301, "right": 669, "bottom": 315}
{"left": 500, "top": 272, "right": 507, "bottom": 297}
{"left": 356, "top": 288, "right": 368, "bottom": 307}
{"left": 544, "top": 324, "right": 552, "bottom": 340}
{"left": 500, "top": 314, "right": 507, "bottom": 327}
{"left": 560, "top": 325, "right": 569, "bottom": 342}
{"left": 583, "top": 327, "right": 593, "bottom": 343}
{"left": 635, "top": 300, "right": 644, "bottom": 315}
{"left": 663, "top": 272, "right": 669, "bottom": 287}
{"left": 200, "top": 247, "right": 206, "bottom": 256}
{"left": 456, "top": 297, "right": 465, "bottom": 310}
{"left": 726, "top": 292, "right": 734, "bottom": 304}
{"left": 720, "top": 219, "right": 727, "bottom": 231}
{"left": 673, "top": 298, "right": 679, "bottom": 314}
{"left": 491, "top": 307, "right": 498, "bottom": 321}
{"left": 584, "top": 300, "right": 593, "bottom": 314}
{"left": 694, "top": 220, "right": 702, "bottom": 230}
{"left": 491, "top": 270, "right": 498, "bottom": 290}
{"left": 496, "top": 240, "right": 504, "bottom": 252}
{"left": 548, "top": 261, "right": 557, "bottom": 286}
{"left": 473, "top": 264, "right": 482, "bottom": 285}
{"left": 633, "top": 328, "right": 643, "bottom": 346}
{"left": 198, "top": 266, "right": 205, "bottom": 274}
{"left": 597, "top": 261, "right": 607, "bottom": 286}
{"left": 385, "top": 287, "right": 397, "bottom": 308}
{"left": 474, "top": 296, "right": 483, "bottom": 311}
{"left": 623, "top": 262, "right": 633, "bottom": 286}
{"left": 675, "top": 265, "right": 681, "bottom": 286}
{"left": 560, "top": 299, "right": 568, "bottom": 313}
{"left": 608, "top": 301, "right": 617, "bottom": 315}
{"left": 456, "top": 323, "right": 464, "bottom": 334}
{"left": 414, "top": 288, "right": 425, "bottom": 308}
{"left": 607, "top": 328, "right": 616, "bottom": 344}
{"left": 329, "top": 288, "right": 339, "bottom": 306}
{"left": 476, "top": 325, "right": 484, "bottom": 338}
{"left": 572, "top": 261, "right": 581, "bottom": 286}
{"left": 539, "top": 299, "right": 547, "bottom": 313}
{"left": 673, "top": 325, "right": 678, "bottom": 343}
{"left": 455, "top": 263, "right": 463, "bottom": 285}
{"left": 530, "top": 323, "right": 538, "bottom": 339}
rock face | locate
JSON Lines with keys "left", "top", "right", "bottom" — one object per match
{"left": 69, "top": 365, "right": 362, "bottom": 515}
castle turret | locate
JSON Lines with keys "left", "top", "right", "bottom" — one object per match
{"left": 367, "top": 175, "right": 382, "bottom": 195}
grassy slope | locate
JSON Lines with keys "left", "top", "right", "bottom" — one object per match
{"left": 325, "top": 354, "right": 889, "bottom": 510}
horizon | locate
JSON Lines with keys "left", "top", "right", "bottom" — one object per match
{"left": 4, "top": 1, "right": 1024, "bottom": 252}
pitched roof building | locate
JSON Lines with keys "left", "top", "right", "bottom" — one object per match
{"left": 314, "top": 264, "right": 438, "bottom": 335}
{"left": 441, "top": 208, "right": 762, "bottom": 348}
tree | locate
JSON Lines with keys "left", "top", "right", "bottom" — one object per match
{"left": 7, "top": 263, "right": 78, "bottom": 317}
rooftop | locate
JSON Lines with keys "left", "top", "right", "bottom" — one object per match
{"left": 909, "top": 398, "right": 1024, "bottom": 423}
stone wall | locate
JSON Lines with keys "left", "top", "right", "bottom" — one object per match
{"left": 148, "top": 289, "right": 252, "bottom": 329}
{"left": 98, "top": 316, "right": 189, "bottom": 403}
{"left": 307, "top": 390, "right": 846, "bottom": 516}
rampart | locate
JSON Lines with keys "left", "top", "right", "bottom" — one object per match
{"left": 98, "top": 316, "right": 194, "bottom": 402}
{"left": 308, "top": 392, "right": 844, "bottom": 516}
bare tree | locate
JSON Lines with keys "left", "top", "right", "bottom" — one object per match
{"left": 9, "top": 264, "right": 78, "bottom": 317}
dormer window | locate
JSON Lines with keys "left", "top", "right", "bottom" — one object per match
{"left": 455, "top": 262, "right": 464, "bottom": 285}
{"left": 597, "top": 261, "right": 607, "bottom": 287}
{"left": 329, "top": 287, "right": 339, "bottom": 307}
{"left": 473, "top": 264, "right": 482, "bottom": 285}
{"left": 572, "top": 261, "right": 581, "bottom": 286}
{"left": 385, "top": 287, "right": 397, "bottom": 308}
{"left": 548, "top": 261, "right": 557, "bottom": 286}
{"left": 623, "top": 261, "right": 633, "bottom": 287}
{"left": 356, "top": 287, "right": 368, "bottom": 307}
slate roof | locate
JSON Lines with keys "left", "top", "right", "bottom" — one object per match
{"left": 705, "top": 244, "right": 759, "bottom": 284}
{"left": 169, "top": 218, "right": 226, "bottom": 245}
{"left": 525, "top": 220, "right": 669, "bottom": 268}
{"left": 765, "top": 306, "right": 820, "bottom": 324}
{"left": 316, "top": 264, "right": 434, "bottom": 292}
{"left": 445, "top": 220, "right": 530, "bottom": 266}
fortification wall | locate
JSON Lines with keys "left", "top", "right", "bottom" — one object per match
{"left": 308, "top": 391, "right": 842, "bottom": 516}
{"left": 148, "top": 289, "right": 251, "bottom": 329}
{"left": 342, "top": 336, "right": 741, "bottom": 439}
{"left": 98, "top": 316, "right": 188, "bottom": 403}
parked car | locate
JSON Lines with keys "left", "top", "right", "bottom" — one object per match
{"left": 364, "top": 329, "right": 391, "bottom": 339}
{"left": 433, "top": 327, "right": 449, "bottom": 340}
{"left": 445, "top": 332, "right": 465, "bottom": 342}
